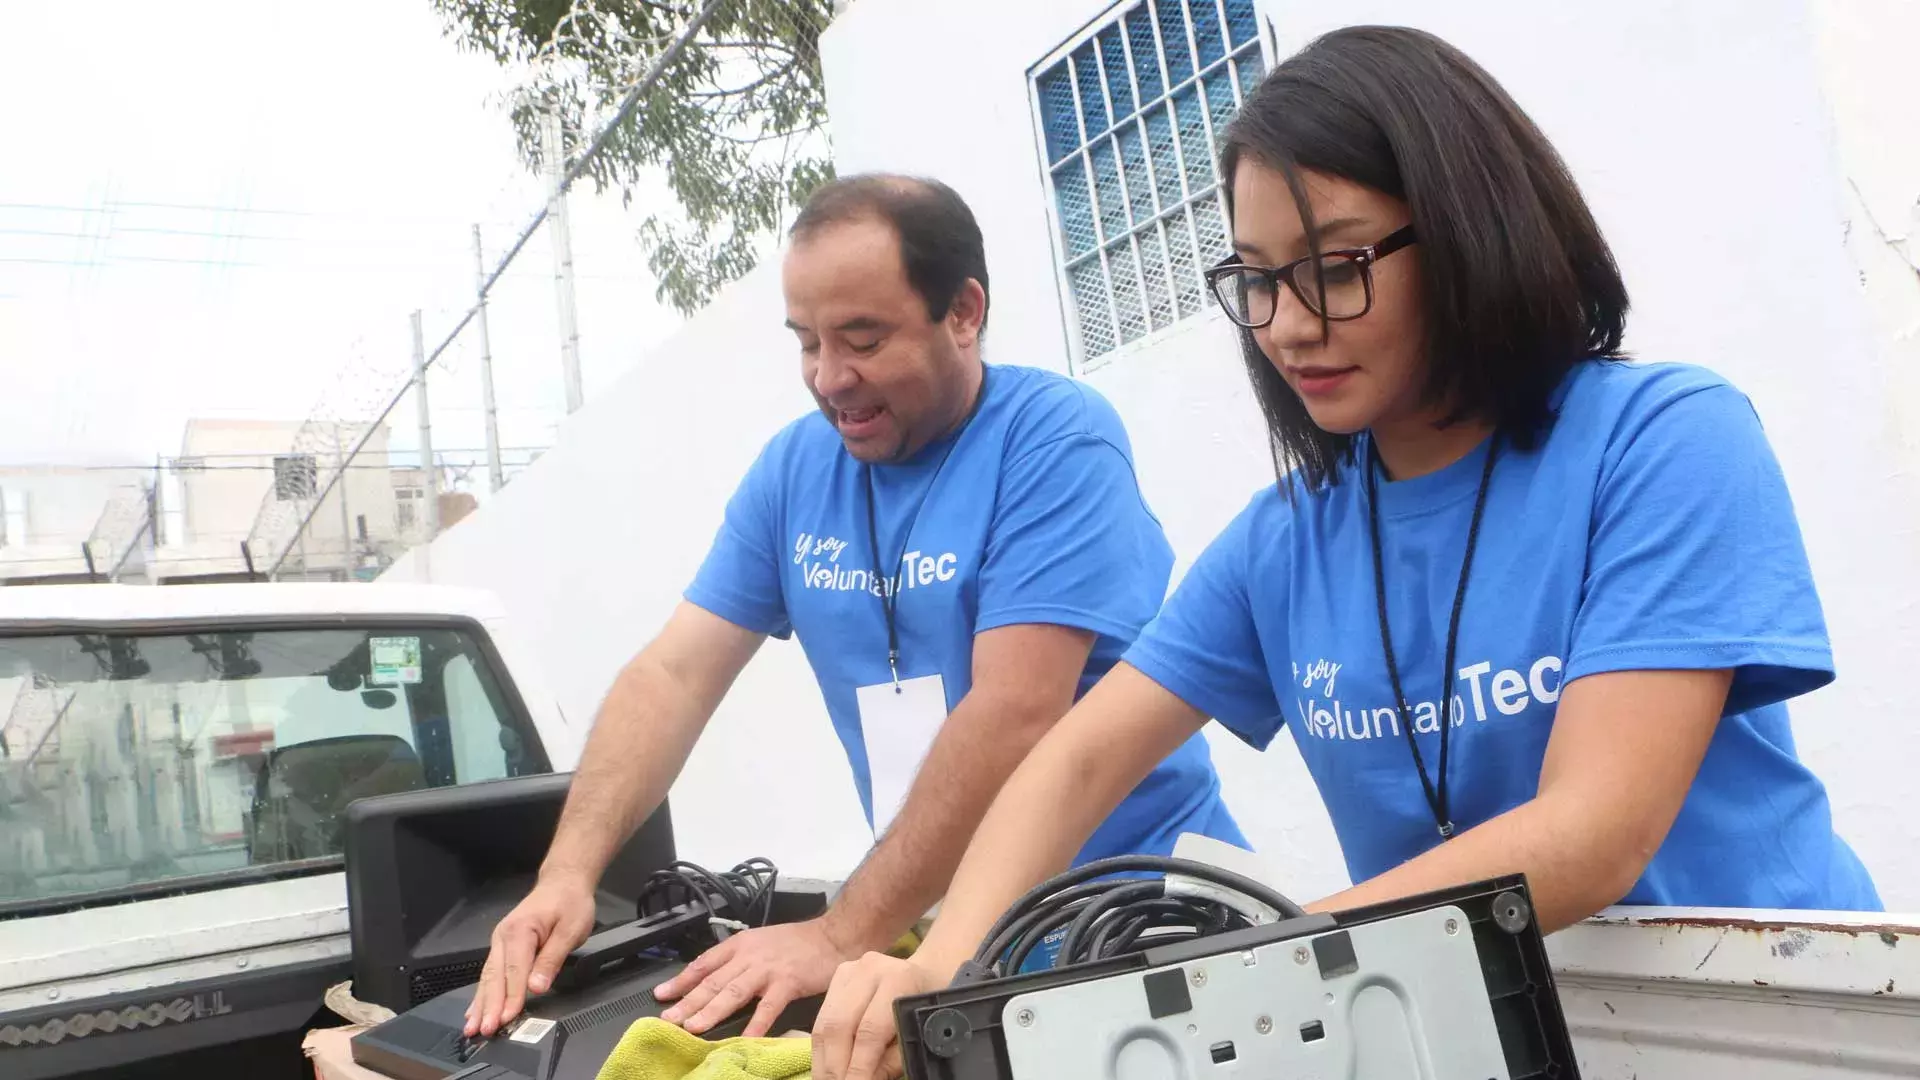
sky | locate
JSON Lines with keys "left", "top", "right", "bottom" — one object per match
{"left": 0, "top": 0, "right": 687, "bottom": 468}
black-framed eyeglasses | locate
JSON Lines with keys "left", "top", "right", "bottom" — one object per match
{"left": 1203, "top": 224, "right": 1418, "bottom": 329}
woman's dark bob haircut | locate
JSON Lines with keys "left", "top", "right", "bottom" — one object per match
{"left": 1218, "top": 25, "right": 1629, "bottom": 491}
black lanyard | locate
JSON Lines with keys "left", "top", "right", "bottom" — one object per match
{"left": 862, "top": 370, "right": 988, "bottom": 691}
{"left": 1364, "top": 433, "right": 1499, "bottom": 840}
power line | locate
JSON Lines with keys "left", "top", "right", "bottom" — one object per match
{"left": 0, "top": 251, "right": 653, "bottom": 282}
{"left": 0, "top": 254, "right": 262, "bottom": 268}
{"left": 0, "top": 199, "right": 536, "bottom": 231}
{"left": 0, "top": 225, "right": 292, "bottom": 242}
{"left": 0, "top": 447, "right": 550, "bottom": 472}
{"left": 0, "top": 198, "right": 317, "bottom": 218}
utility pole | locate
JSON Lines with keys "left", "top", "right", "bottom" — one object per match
{"left": 332, "top": 425, "right": 354, "bottom": 580}
{"left": 473, "top": 224, "right": 505, "bottom": 493}
{"left": 543, "top": 109, "right": 584, "bottom": 414}
{"left": 412, "top": 311, "right": 441, "bottom": 555}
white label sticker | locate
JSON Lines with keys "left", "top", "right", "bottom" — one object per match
{"left": 368, "top": 636, "right": 423, "bottom": 686}
{"left": 508, "top": 1016, "right": 555, "bottom": 1044}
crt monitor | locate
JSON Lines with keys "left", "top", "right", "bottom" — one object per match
{"left": 343, "top": 772, "right": 676, "bottom": 1014}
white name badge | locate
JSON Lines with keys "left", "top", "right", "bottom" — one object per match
{"left": 857, "top": 673, "right": 949, "bottom": 838}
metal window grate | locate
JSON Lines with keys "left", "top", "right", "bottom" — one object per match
{"left": 272, "top": 455, "right": 318, "bottom": 501}
{"left": 1032, "top": 0, "right": 1265, "bottom": 369}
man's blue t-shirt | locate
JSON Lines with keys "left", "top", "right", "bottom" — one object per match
{"left": 687, "top": 362, "right": 1244, "bottom": 864}
{"left": 1125, "top": 359, "right": 1879, "bottom": 911}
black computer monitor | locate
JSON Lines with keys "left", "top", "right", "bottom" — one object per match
{"left": 343, "top": 772, "right": 677, "bottom": 1014}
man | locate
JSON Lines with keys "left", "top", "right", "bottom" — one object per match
{"left": 464, "top": 173, "right": 1244, "bottom": 1041}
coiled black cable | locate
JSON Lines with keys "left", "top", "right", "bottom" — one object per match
{"left": 967, "top": 855, "right": 1306, "bottom": 977}
{"left": 1058, "top": 881, "right": 1166, "bottom": 966}
{"left": 1086, "top": 898, "right": 1229, "bottom": 960}
{"left": 638, "top": 857, "right": 780, "bottom": 930}
{"left": 976, "top": 879, "right": 1130, "bottom": 972}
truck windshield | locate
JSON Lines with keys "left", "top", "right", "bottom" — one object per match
{"left": 0, "top": 623, "right": 548, "bottom": 913}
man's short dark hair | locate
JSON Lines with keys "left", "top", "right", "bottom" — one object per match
{"left": 790, "top": 173, "right": 991, "bottom": 331}
{"left": 1220, "top": 25, "right": 1630, "bottom": 492}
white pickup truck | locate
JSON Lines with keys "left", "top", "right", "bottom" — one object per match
{"left": 0, "top": 582, "right": 581, "bottom": 1080}
{"left": 0, "top": 582, "right": 1915, "bottom": 1079}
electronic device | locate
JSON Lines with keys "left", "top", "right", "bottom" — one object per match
{"left": 348, "top": 898, "right": 825, "bottom": 1080}
{"left": 343, "top": 772, "right": 831, "bottom": 1080}
{"left": 894, "top": 867, "right": 1579, "bottom": 1080}
{"left": 343, "top": 772, "right": 680, "bottom": 1014}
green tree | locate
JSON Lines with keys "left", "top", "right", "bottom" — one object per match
{"left": 431, "top": 0, "right": 836, "bottom": 314}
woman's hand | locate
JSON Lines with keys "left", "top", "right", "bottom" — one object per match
{"left": 811, "top": 952, "right": 946, "bottom": 1080}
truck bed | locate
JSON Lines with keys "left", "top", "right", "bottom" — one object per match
{"left": 1554, "top": 907, "right": 1920, "bottom": 1077}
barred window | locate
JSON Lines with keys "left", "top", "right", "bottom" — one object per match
{"left": 273, "top": 454, "right": 318, "bottom": 501}
{"left": 1031, "top": 0, "right": 1266, "bottom": 369}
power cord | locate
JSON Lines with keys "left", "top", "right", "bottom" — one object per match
{"left": 637, "top": 857, "right": 780, "bottom": 939}
{"left": 961, "top": 855, "right": 1307, "bottom": 980}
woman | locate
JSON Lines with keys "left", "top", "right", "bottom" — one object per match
{"left": 812, "top": 24, "right": 1879, "bottom": 1080}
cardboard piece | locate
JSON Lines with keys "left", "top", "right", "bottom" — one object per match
{"left": 302, "top": 1025, "right": 384, "bottom": 1080}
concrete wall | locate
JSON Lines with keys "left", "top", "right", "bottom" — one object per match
{"left": 1803, "top": 0, "right": 1920, "bottom": 904}
{"left": 0, "top": 466, "right": 130, "bottom": 582}
{"left": 170, "top": 419, "right": 403, "bottom": 579}
{"left": 386, "top": 0, "right": 1920, "bottom": 907}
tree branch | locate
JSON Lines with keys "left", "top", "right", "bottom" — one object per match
{"left": 703, "top": 39, "right": 798, "bottom": 51}
{"left": 709, "top": 124, "right": 815, "bottom": 147}
{"left": 436, "top": 0, "right": 837, "bottom": 313}
{"left": 686, "top": 56, "right": 802, "bottom": 100}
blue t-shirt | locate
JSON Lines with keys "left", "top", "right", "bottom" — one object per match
{"left": 1126, "top": 359, "right": 1879, "bottom": 911}
{"left": 687, "top": 362, "right": 1245, "bottom": 864}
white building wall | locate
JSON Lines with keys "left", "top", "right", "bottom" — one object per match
{"left": 179, "top": 420, "right": 296, "bottom": 547}
{"left": 386, "top": 0, "right": 1920, "bottom": 907}
{"left": 0, "top": 466, "right": 129, "bottom": 581}
{"left": 168, "top": 419, "right": 402, "bottom": 578}
{"left": 1803, "top": 0, "right": 1920, "bottom": 901}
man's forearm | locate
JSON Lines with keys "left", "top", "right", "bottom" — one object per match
{"left": 541, "top": 651, "right": 716, "bottom": 886}
{"left": 818, "top": 692, "right": 1057, "bottom": 955}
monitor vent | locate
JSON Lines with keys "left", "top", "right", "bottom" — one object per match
{"left": 562, "top": 989, "right": 658, "bottom": 1035}
{"left": 409, "top": 958, "right": 484, "bottom": 1005}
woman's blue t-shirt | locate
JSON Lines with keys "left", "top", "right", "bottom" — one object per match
{"left": 1124, "top": 358, "right": 1880, "bottom": 911}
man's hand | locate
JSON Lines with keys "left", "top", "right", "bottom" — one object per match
{"left": 812, "top": 952, "right": 945, "bottom": 1080}
{"left": 464, "top": 877, "right": 597, "bottom": 1037}
{"left": 654, "top": 919, "right": 854, "bottom": 1037}
{"left": 458, "top": 603, "right": 759, "bottom": 1038}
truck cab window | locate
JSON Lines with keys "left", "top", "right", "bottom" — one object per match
{"left": 0, "top": 624, "right": 548, "bottom": 912}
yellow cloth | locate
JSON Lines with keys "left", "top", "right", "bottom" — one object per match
{"left": 595, "top": 1018, "right": 811, "bottom": 1080}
